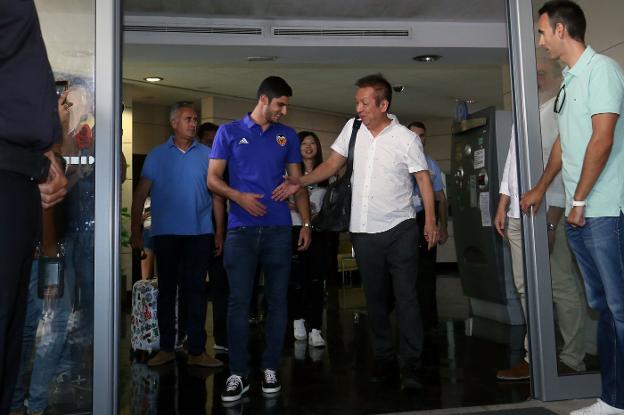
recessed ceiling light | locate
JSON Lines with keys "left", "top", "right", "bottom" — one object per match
{"left": 413, "top": 54, "right": 441, "bottom": 63}
{"left": 455, "top": 98, "right": 477, "bottom": 104}
{"left": 247, "top": 56, "right": 277, "bottom": 62}
{"left": 144, "top": 76, "right": 163, "bottom": 82}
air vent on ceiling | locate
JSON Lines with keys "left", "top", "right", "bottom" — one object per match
{"left": 124, "top": 25, "right": 262, "bottom": 35}
{"left": 272, "top": 27, "right": 409, "bottom": 37}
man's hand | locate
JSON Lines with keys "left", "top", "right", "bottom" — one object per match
{"left": 272, "top": 176, "right": 302, "bottom": 201}
{"left": 547, "top": 229, "right": 556, "bottom": 253}
{"left": 494, "top": 208, "right": 507, "bottom": 238}
{"left": 214, "top": 230, "right": 224, "bottom": 257}
{"left": 236, "top": 193, "right": 267, "bottom": 217}
{"left": 39, "top": 151, "right": 68, "bottom": 209}
{"left": 297, "top": 226, "right": 312, "bottom": 251}
{"left": 130, "top": 231, "right": 143, "bottom": 251}
{"left": 520, "top": 187, "right": 544, "bottom": 215}
{"left": 423, "top": 222, "right": 439, "bottom": 250}
{"left": 567, "top": 206, "right": 586, "bottom": 228}
{"left": 438, "top": 226, "right": 448, "bottom": 245}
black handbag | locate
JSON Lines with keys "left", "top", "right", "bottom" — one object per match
{"left": 312, "top": 118, "right": 362, "bottom": 232}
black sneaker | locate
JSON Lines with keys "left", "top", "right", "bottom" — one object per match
{"left": 261, "top": 369, "right": 281, "bottom": 394}
{"left": 400, "top": 366, "right": 423, "bottom": 390}
{"left": 369, "top": 359, "right": 397, "bottom": 383}
{"left": 221, "top": 375, "right": 250, "bottom": 402}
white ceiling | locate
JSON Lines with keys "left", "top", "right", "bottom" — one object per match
{"left": 123, "top": 0, "right": 507, "bottom": 22}
{"left": 123, "top": 0, "right": 511, "bottom": 121}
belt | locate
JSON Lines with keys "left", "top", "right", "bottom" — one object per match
{"left": 0, "top": 141, "right": 50, "bottom": 182}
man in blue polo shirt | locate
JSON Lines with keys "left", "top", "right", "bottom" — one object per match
{"left": 521, "top": 2, "right": 624, "bottom": 414}
{"left": 208, "top": 76, "right": 311, "bottom": 402}
{"left": 131, "top": 103, "right": 224, "bottom": 369}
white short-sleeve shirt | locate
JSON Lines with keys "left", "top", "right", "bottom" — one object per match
{"left": 331, "top": 115, "right": 428, "bottom": 233}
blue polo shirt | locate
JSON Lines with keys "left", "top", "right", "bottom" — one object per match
{"left": 211, "top": 114, "right": 301, "bottom": 229}
{"left": 413, "top": 154, "right": 444, "bottom": 213}
{"left": 141, "top": 137, "right": 214, "bottom": 236}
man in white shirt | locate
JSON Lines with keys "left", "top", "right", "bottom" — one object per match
{"left": 494, "top": 57, "right": 587, "bottom": 380}
{"left": 273, "top": 74, "right": 438, "bottom": 389}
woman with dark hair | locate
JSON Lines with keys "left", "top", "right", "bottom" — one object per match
{"left": 290, "top": 131, "right": 329, "bottom": 350}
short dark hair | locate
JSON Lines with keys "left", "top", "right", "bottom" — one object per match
{"left": 355, "top": 73, "right": 392, "bottom": 110}
{"left": 257, "top": 76, "right": 293, "bottom": 101}
{"left": 197, "top": 122, "right": 219, "bottom": 138}
{"left": 407, "top": 121, "right": 426, "bottom": 132}
{"left": 538, "top": 1, "right": 586, "bottom": 43}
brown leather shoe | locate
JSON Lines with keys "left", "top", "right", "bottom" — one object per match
{"left": 496, "top": 360, "right": 530, "bottom": 380}
{"left": 147, "top": 351, "right": 176, "bottom": 367}
{"left": 187, "top": 352, "right": 223, "bottom": 368}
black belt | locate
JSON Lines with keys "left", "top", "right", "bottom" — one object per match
{"left": 0, "top": 141, "right": 50, "bottom": 182}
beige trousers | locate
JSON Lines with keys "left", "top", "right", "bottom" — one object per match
{"left": 506, "top": 217, "right": 588, "bottom": 370}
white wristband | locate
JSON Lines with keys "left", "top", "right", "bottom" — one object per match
{"left": 571, "top": 200, "right": 587, "bottom": 207}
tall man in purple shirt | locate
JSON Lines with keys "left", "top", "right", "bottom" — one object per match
{"left": 208, "top": 76, "right": 311, "bottom": 403}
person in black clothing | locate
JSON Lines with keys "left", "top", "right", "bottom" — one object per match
{"left": 199, "top": 122, "right": 230, "bottom": 353}
{"left": 0, "top": 2, "right": 69, "bottom": 413}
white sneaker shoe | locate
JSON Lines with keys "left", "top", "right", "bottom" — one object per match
{"left": 294, "top": 340, "right": 307, "bottom": 360}
{"left": 308, "top": 329, "right": 326, "bottom": 348}
{"left": 293, "top": 319, "right": 307, "bottom": 340}
{"left": 570, "top": 399, "right": 624, "bottom": 415}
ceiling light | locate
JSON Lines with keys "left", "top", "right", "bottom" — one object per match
{"left": 144, "top": 76, "right": 163, "bottom": 82}
{"left": 247, "top": 56, "right": 277, "bottom": 62}
{"left": 413, "top": 54, "right": 441, "bottom": 63}
{"left": 455, "top": 98, "right": 477, "bottom": 104}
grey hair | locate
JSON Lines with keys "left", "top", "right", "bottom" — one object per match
{"left": 169, "top": 102, "right": 195, "bottom": 123}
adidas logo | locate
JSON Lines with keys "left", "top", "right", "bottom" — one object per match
{"left": 239, "top": 138, "right": 249, "bottom": 144}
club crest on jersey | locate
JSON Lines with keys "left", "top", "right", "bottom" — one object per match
{"left": 276, "top": 134, "right": 287, "bottom": 146}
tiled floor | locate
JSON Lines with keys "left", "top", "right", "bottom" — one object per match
{"left": 118, "top": 276, "right": 549, "bottom": 415}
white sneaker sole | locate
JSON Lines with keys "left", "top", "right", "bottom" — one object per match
{"left": 221, "top": 384, "right": 249, "bottom": 402}
{"left": 262, "top": 384, "right": 282, "bottom": 394}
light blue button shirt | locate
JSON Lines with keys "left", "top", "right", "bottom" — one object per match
{"left": 413, "top": 154, "right": 444, "bottom": 213}
{"left": 558, "top": 46, "right": 624, "bottom": 217}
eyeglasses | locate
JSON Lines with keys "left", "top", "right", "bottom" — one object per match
{"left": 554, "top": 84, "right": 566, "bottom": 114}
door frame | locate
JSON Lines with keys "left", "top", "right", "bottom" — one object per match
{"left": 506, "top": 0, "right": 600, "bottom": 400}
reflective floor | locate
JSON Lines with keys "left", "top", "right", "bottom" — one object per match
{"left": 119, "top": 275, "right": 531, "bottom": 415}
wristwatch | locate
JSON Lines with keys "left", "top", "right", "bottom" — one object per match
{"left": 547, "top": 222, "right": 557, "bottom": 232}
{"left": 571, "top": 200, "right": 587, "bottom": 207}
{"left": 303, "top": 223, "right": 312, "bottom": 229}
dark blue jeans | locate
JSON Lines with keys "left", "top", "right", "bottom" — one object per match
{"left": 567, "top": 213, "right": 624, "bottom": 409}
{"left": 224, "top": 226, "right": 292, "bottom": 376}
{"left": 153, "top": 234, "right": 212, "bottom": 356}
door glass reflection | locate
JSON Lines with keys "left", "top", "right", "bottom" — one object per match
{"left": 9, "top": 1, "right": 96, "bottom": 414}
{"left": 530, "top": 0, "right": 599, "bottom": 376}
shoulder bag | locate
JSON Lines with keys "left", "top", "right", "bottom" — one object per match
{"left": 311, "top": 118, "right": 362, "bottom": 232}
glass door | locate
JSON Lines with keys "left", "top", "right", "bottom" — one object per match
{"left": 506, "top": 0, "right": 600, "bottom": 400}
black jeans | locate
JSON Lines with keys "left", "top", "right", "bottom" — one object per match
{"left": 209, "top": 252, "right": 228, "bottom": 348}
{"left": 351, "top": 219, "right": 423, "bottom": 368}
{"left": 153, "top": 234, "right": 212, "bottom": 356}
{"left": 416, "top": 210, "right": 438, "bottom": 333}
{"left": 0, "top": 171, "right": 40, "bottom": 414}
{"left": 290, "top": 228, "right": 328, "bottom": 330}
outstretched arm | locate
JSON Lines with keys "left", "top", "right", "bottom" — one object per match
{"left": 272, "top": 150, "right": 347, "bottom": 201}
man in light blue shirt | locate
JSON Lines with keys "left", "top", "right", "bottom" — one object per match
{"left": 522, "top": 2, "right": 624, "bottom": 413}
{"left": 131, "top": 103, "right": 224, "bottom": 369}
{"left": 408, "top": 121, "right": 448, "bottom": 336}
